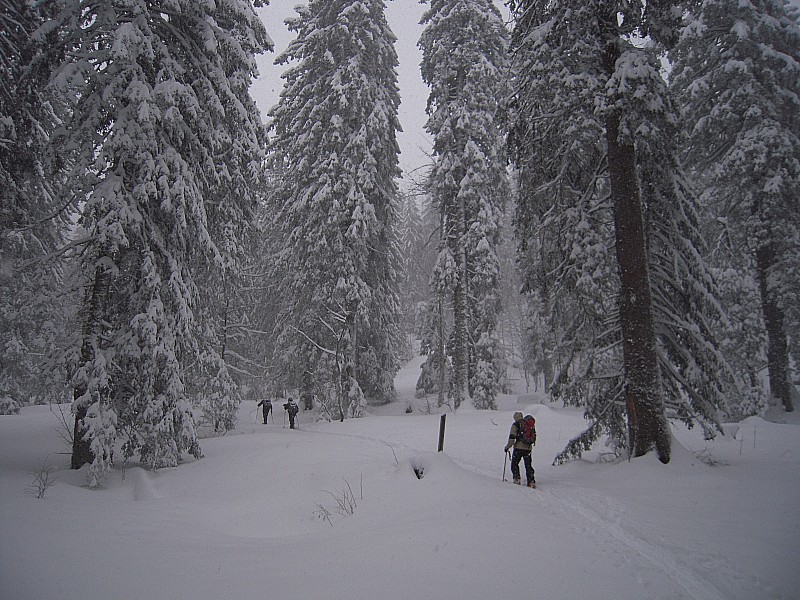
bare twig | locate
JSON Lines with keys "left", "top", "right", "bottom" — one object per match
{"left": 50, "top": 402, "right": 74, "bottom": 453}
{"left": 314, "top": 504, "right": 334, "bottom": 526}
{"left": 27, "top": 457, "right": 57, "bottom": 498}
{"left": 319, "top": 476, "right": 362, "bottom": 521}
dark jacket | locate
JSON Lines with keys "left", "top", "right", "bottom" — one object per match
{"left": 507, "top": 418, "right": 533, "bottom": 452}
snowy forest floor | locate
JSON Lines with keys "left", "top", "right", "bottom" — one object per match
{"left": 1, "top": 353, "right": 798, "bottom": 600}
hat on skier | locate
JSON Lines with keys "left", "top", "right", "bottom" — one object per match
{"left": 513, "top": 412, "right": 523, "bottom": 421}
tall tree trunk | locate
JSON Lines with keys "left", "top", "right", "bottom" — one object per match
{"left": 542, "top": 352, "right": 553, "bottom": 394}
{"left": 350, "top": 309, "right": 359, "bottom": 413}
{"left": 437, "top": 297, "right": 446, "bottom": 408}
{"left": 451, "top": 192, "right": 469, "bottom": 409}
{"left": 71, "top": 266, "right": 110, "bottom": 469}
{"left": 756, "top": 242, "right": 793, "bottom": 412}
{"left": 71, "top": 396, "right": 93, "bottom": 470}
{"left": 606, "top": 109, "right": 671, "bottom": 463}
{"left": 451, "top": 275, "right": 467, "bottom": 409}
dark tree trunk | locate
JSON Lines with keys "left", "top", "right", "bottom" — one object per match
{"left": 437, "top": 297, "right": 446, "bottom": 408}
{"left": 71, "top": 400, "right": 93, "bottom": 470}
{"left": 449, "top": 190, "right": 469, "bottom": 410}
{"left": 451, "top": 270, "right": 467, "bottom": 410}
{"left": 71, "top": 266, "right": 111, "bottom": 470}
{"left": 606, "top": 108, "right": 671, "bottom": 463}
{"left": 542, "top": 352, "right": 553, "bottom": 395}
{"left": 756, "top": 242, "right": 793, "bottom": 412}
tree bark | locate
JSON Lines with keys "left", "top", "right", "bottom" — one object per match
{"left": 756, "top": 242, "right": 793, "bottom": 412}
{"left": 71, "top": 399, "right": 93, "bottom": 470}
{"left": 606, "top": 108, "right": 671, "bottom": 463}
{"left": 71, "top": 265, "right": 110, "bottom": 470}
{"left": 451, "top": 273, "right": 467, "bottom": 409}
{"left": 437, "top": 297, "right": 446, "bottom": 408}
{"left": 449, "top": 189, "right": 469, "bottom": 410}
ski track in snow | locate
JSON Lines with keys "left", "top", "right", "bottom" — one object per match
{"left": 449, "top": 450, "right": 735, "bottom": 600}
{"left": 300, "top": 422, "right": 422, "bottom": 458}
{"left": 283, "top": 346, "right": 788, "bottom": 600}
{"left": 303, "top": 421, "right": 750, "bottom": 600}
{"left": 539, "top": 487, "right": 731, "bottom": 600}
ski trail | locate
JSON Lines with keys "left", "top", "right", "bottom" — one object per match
{"left": 542, "top": 487, "right": 730, "bottom": 600}
{"left": 297, "top": 423, "right": 424, "bottom": 460}
{"left": 298, "top": 421, "right": 750, "bottom": 599}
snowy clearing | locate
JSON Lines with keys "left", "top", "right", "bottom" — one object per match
{"left": 1, "top": 356, "right": 798, "bottom": 600}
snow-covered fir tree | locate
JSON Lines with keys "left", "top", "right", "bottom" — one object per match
{"left": 419, "top": 0, "right": 509, "bottom": 410}
{"left": 508, "top": 0, "right": 735, "bottom": 462}
{"left": 413, "top": 197, "right": 451, "bottom": 405}
{"left": 671, "top": 0, "right": 800, "bottom": 413}
{"left": 268, "top": 0, "right": 403, "bottom": 417}
{"left": 0, "top": 0, "right": 68, "bottom": 414}
{"left": 397, "top": 191, "right": 436, "bottom": 338}
{"left": 221, "top": 199, "right": 284, "bottom": 403}
{"left": 710, "top": 261, "right": 769, "bottom": 419}
{"left": 41, "top": 0, "right": 272, "bottom": 480}
{"left": 494, "top": 198, "right": 526, "bottom": 393}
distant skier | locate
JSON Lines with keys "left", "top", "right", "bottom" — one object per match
{"left": 504, "top": 411, "right": 536, "bottom": 488}
{"left": 257, "top": 397, "right": 272, "bottom": 424}
{"left": 284, "top": 397, "right": 299, "bottom": 429}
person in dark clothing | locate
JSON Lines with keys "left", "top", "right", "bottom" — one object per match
{"left": 283, "top": 397, "right": 299, "bottom": 429}
{"left": 257, "top": 398, "right": 272, "bottom": 424}
{"left": 504, "top": 411, "right": 535, "bottom": 487}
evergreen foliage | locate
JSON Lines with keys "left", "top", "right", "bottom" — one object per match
{"left": 671, "top": 0, "right": 800, "bottom": 413}
{"left": 2, "top": 0, "right": 794, "bottom": 483}
{"left": 268, "top": 0, "right": 403, "bottom": 416}
{"left": 0, "top": 0, "right": 69, "bottom": 414}
{"left": 40, "top": 0, "right": 271, "bottom": 480}
{"left": 508, "top": 0, "right": 734, "bottom": 462}
{"left": 419, "top": 0, "right": 510, "bottom": 410}
{"left": 397, "top": 192, "right": 435, "bottom": 337}
{"left": 710, "top": 262, "right": 769, "bottom": 419}
{"left": 221, "top": 201, "right": 284, "bottom": 403}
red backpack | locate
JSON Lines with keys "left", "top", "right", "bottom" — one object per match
{"left": 517, "top": 415, "right": 536, "bottom": 445}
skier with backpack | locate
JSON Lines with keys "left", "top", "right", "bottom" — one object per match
{"left": 257, "top": 397, "right": 272, "bottom": 424}
{"left": 283, "top": 397, "right": 299, "bottom": 429}
{"left": 504, "top": 411, "right": 536, "bottom": 488}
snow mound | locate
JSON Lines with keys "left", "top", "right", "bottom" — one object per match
{"left": 405, "top": 451, "right": 474, "bottom": 482}
{"left": 126, "top": 467, "right": 159, "bottom": 501}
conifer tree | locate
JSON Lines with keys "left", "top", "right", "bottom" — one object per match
{"left": 42, "top": 0, "right": 271, "bottom": 479}
{"left": 509, "top": 0, "right": 734, "bottom": 462}
{"left": 397, "top": 192, "right": 433, "bottom": 335}
{"left": 419, "top": 0, "right": 509, "bottom": 410}
{"left": 671, "top": 0, "right": 800, "bottom": 413}
{"left": 0, "top": 0, "right": 67, "bottom": 413}
{"left": 268, "top": 0, "right": 402, "bottom": 415}
{"left": 710, "top": 261, "right": 768, "bottom": 419}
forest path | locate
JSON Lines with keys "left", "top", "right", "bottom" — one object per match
{"left": 393, "top": 348, "right": 425, "bottom": 408}
{"left": 379, "top": 352, "right": 738, "bottom": 600}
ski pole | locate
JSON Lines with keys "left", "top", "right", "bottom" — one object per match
{"left": 503, "top": 450, "right": 509, "bottom": 481}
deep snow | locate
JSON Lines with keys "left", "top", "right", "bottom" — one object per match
{"left": 1, "top": 353, "right": 798, "bottom": 600}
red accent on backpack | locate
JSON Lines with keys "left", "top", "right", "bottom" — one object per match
{"left": 521, "top": 415, "right": 536, "bottom": 445}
